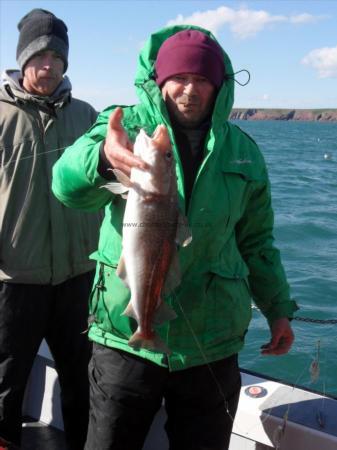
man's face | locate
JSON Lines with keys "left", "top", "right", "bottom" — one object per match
{"left": 23, "top": 50, "right": 64, "bottom": 96}
{"left": 161, "top": 74, "right": 216, "bottom": 128}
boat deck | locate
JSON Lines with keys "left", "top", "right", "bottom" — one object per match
{"left": 21, "top": 416, "right": 272, "bottom": 450}
{"left": 21, "top": 417, "right": 66, "bottom": 450}
{"left": 22, "top": 346, "right": 337, "bottom": 450}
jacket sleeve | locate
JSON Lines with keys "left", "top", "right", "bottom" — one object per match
{"left": 52, "top": 109, "right": 116, "bottom": 211}
{"left": 236, "top": 174, "right": 299, "bottom": 326}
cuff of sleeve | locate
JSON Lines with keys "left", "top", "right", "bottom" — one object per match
{"left": 97, "top": 140, "right": 116, "bottom": 180}
{"left": 265, "top": 300, "right": 299, "bottom": 327}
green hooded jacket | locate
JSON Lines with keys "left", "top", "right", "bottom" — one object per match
{"left": 52, "top": 25, "right": 298, "bottom": 371}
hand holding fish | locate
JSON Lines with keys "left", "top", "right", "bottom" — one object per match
{"left": 261, "top": 317, "right": 294, "bottom": 355}
{"left": 104, "top": 107, "right": 147, "bottom": 176}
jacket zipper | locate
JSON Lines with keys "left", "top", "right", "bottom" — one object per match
{"left": 139, "top": 82, "right": 187, "bottom": 213}
{"left": 34, "top": 107, "right": 55, "bottom": 284}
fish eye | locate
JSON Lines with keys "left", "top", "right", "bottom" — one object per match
{"left": 165, "top": 151, "right": 172, "bottom": 159}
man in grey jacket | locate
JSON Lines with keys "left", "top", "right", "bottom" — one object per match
{"left": 0, "top": 9, "right": 101, "bottom": 450}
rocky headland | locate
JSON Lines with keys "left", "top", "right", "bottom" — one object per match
{"left": 230, "top": 109, "right": 337, "bottom": 122}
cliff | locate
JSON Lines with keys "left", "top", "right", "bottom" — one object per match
{"left": 230, "top": 109, "right": 337, "bottom": 122}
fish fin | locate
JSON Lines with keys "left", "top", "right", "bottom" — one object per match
{"left": 121, "top": 301, "right": 137, "bottom": 320}
{"left": 101, "top": 182, "right": 129, "bottom": 195}
{"left": 153, "top": 300, "right": 177, "bottom": 326}
{"left": 128, "top": 331, "right": 171, "bottom": 354}
{"left": 112, "top": 169, "right": 133, "bottom": 187}
{"left": 163, "top": 249, "right": 181, "bottom": 295}
{"left": 176, "top": 212, "right": 192, "bottom": 247}
{"left": 116, "top": 254, "right": 129, "bottom": 287}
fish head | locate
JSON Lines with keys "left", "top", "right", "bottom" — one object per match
{"left": 132, "top": 126, "right": 175, "bottom": 196}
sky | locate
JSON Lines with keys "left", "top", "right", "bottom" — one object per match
{"left": 1, "top": 0, "right": 337, "bottom": 111}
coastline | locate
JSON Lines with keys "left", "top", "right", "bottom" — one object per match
{"left": 230, "top": 108, "right": 337, "bottom": 121}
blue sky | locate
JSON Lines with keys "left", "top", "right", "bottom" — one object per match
{"left": 1, "top": 0, "right": 336, "bottom": 111}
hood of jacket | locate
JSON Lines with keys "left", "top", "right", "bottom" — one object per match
{"left": 134, "top": 25, "right": 235, "bottom": 125}
{"left": 0, "top": 69, "right": 72, "bottom": 108}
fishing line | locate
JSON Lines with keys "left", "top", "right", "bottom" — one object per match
{"left": 309, "top": 340, "right": 329, "bottom": 429}
{"left": 239, "top": 338, "right": 332, "bottom": 442}
{"left": 2, "top": 69, "right": 250, "bottom": 167}
{"left": 234, "top": 353, "right": 315, "bottom": 447}
{"left": 3, "top": 145, "right": 68, "bottom": 165}
{"left": 5, "top": 115, "right": 333, "bottom": 441}
{"left": 309, "top": 339, "right": 321, "bottom": 384}
{"left": 174, "top": 297, "right": 233, "bottom": 417}
{"left": 239, "top": 360, "right": 310, "bottom": 442}
{"left": 270, "top": 341, "right": 329, "bottom": 445}
{"left": 174, "top": 291, "right": 327, "bottom": 445}
{"left": 174, "top": 292, "right": 294, "bottom": 435}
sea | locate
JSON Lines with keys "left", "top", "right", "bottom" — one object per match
{"left": 232, "top": 120, "right": 337, "bottom": 398}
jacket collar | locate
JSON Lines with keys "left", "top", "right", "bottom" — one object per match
{"left": 0, "top": 69, "right": 72, "bottom": 108}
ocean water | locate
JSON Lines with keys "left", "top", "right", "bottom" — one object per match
{"left": 233, "top": 120, "right": 337, "bottom": 398}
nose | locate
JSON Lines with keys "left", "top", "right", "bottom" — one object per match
{"left": 183, "top": 80, "right": 196, "bottom": 95}
{"left": 41, "top": 55, "right": 53, "bottom": 69}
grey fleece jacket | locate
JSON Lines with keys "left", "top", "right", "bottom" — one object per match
{"left": 0, "top": 70, "right": 102, "bottom": 284}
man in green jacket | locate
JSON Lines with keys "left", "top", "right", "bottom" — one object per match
{"left": 0, "top": 9, "right": 101, "bottom": 450}
{"left": 52, "top": 25, "right": 298, "bottom": 450}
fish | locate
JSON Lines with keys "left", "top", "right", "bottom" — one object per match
{"left": 310, "top": 340, "right": 321, "bottom": 383}
{"left": 310, "top": 359, "right": 320, "bottom": 383}
{"left": 104, "top": 125, "right": 191, "bottom": 353}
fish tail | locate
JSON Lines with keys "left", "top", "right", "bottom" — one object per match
{"left": 128, "top": 331, "right": 171, "bottom": 354}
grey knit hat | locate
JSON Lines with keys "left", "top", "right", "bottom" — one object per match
{"left": 16, "top": 9, "right": 69, "bottom": 72}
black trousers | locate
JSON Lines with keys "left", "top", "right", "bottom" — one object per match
{"left": 0, "top": 272, "right": 93, "bottom": 450}
{"left": 85, "top": 344, "right": 241, "bottom": 450}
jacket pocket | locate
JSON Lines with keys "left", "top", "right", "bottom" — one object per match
{"left": 203, "top": 266, "right": 252, "bottom": 345}
{"left": 89, "top": 262, "right": 131, "bottom": 340}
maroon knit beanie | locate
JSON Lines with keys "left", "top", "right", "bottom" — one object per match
{"left": 155, "top": 30, "right": 225, "bottom": 89}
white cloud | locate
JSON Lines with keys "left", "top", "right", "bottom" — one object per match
{"left": 230, "top": 9, "right": 286, "bottom": 39}
{"left": 167, "top": 6, "right": 327, "bottom": 39}
{"left": 301, "top": 46, "right": 337, "bottom": 78}
{"left": 167, "top": 7, "right": 236, "bottom": 37}
{"left": 290, "top": 13, "right": 328, "bottom": 24}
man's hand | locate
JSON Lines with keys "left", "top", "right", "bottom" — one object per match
{"left": 103, "top": 107, "right": 147, "bottom": 176}
{"left": 261, "top": 317, "right": 294, "bottom": 356}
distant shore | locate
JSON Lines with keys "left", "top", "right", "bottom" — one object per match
{"left": 230, "top": 108, "right": 337, "bottom": 122}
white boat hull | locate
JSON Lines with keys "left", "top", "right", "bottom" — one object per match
{"left": 23, "top": 342, "right": 337, "bottom": 450}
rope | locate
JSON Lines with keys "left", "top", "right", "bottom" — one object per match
{"left": 293, "top": 316, "right": 337, "bottom": 325}
{"left": 251, "top": 305, "right": 337, "bottom": 324}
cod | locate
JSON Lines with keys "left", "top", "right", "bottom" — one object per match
{"left": 105, "top": 125, "right": 191, "bottom": 354}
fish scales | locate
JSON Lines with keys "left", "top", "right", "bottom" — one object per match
{"left": 123, "top": 196, "right": 177, "bottom": 339}
{"left": 105, "top": 125, "right": 186, "bottom": 353}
